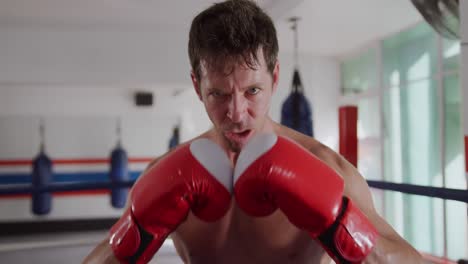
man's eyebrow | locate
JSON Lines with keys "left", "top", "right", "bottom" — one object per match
{"left": 205, "top": 82, "right": 264, "bottom": 93}
{"left": 243, "top": 83, "right": 264, "bottom": 90}
{"left": 206, "top": 87, "right": 222, "bottom": 92}
{"left": 205, "top": 87, "right": 228, "bottom": 95}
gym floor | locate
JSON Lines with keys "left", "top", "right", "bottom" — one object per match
{"left": 0, "top": 231, "right": 183, "bottom": 264}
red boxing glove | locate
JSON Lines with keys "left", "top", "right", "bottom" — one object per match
{"left": 109, "top": 139, "right": 232, "bottom": 264}
{"left": 234, "top": 134, "right": 378, "bottom": 264}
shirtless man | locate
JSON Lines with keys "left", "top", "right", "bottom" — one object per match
{"left": 84, "top": 0, "right": 423, "bottom": 263}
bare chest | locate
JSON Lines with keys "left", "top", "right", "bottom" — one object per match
{"left": 171, "top": 203, "right": 330, "bottom": 264}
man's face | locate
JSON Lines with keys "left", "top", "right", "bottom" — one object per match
{"left": 191, "top": 49, "right": 279, "bottom": 152}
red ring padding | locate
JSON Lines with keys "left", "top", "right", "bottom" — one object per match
{"left": 339, "top": 106, "right": 358, "bottom": 167}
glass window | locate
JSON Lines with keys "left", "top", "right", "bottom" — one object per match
{"left": 384, "top": 194, "right": 445, "bottom": 257}
{"left": 357, "top": 97, "right": 381, "bottom": 181}
{"left": 357, "top": 97, "right": 380, "bottom": 139}
{"left": 446, "top": 200, "right": 467, "bottom": 260}
{"left": 383, "top": 78, "right": 441, "bottom": 186}
{"left": 382, "top": 23, "right": 438, "bottom": 88}
{"left": 443, "top": 74, "right": 465, "bottom": 190}
{"left": 343, "top": 20, "right": 466, "bottom": 260}
{"left": 341, "top": 48, "right": 377, "bottom": 95}
{"left": 383, "top": 86, "right": 404, "bottom": 184}
{"left": 442, "top": 38, "right": 460, "bottom": 73}
{"left": 443, "top": 73, "right": 467, "bottom": 260}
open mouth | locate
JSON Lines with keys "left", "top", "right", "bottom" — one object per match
{"left": 237, "top": 130, "right": 251, "bottom": 137}
{"left": 224, "top": 129, "right": 253, "bottom": 143}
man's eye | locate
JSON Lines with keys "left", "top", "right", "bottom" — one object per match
{"left": 247, "top": 87, "right": 260, "bottom": 95}
{"left": 211, "top": 91, "right": 222, "bottom": 97}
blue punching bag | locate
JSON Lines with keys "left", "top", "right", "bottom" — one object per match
{"left": 32, "top": 151, "right": 53, "bottom": 215}
{"left": 109, "top": 146, "right": 129, "bottom": 208}
{"left": 281, "top": 69, "right": 314, "bottom": 137}
{"left": 168, "top": 126, "right": 180, "bottom": 150}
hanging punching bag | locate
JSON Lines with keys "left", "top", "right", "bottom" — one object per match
{"left": 281, "top": 69, "right": 314, "bottom": 136}
{"left": 168, "top": 126, "right": 180, "bottom": 150}
{"left": 109, "top": 146, "right": 129, "bottom": 208}
{"left": 32, "top": 151, "right": 53, "bottom": 215}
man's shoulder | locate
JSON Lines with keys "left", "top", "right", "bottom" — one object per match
{"left": 276, "top": 124, "right": 345, "bottom": 175}
{"left": 276, "top": 125, "right": 331, "bottom": 156}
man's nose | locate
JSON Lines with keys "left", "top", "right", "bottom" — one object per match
{"left": 227, "top": 93, "right": 247, "bottom": 123}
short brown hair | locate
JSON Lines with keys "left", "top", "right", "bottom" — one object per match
{"left": 188, "top": 0, "right": 279, "bottom": 80}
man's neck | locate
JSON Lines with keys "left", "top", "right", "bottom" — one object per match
{"left": 228, "top": 151, "right": 241, "bottom": 165}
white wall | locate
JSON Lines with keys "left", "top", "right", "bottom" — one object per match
{"left": 0, "top": 20, "right": 341, "bottom": 148}
{"left": 0, "top": 86, "right": 207, "bottom": 157}
{"left": 0, "top": 53, "right": 340, "bottom": 157}
{"left": 0, "top": 25, "right": 191, "bottom": 86}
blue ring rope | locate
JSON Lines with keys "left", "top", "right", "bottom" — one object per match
{"left": 0, "top": 180, "right": 466, "bottom": 203}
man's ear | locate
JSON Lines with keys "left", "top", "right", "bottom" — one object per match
{"left": 191, "top": 71, "right": 203, "bottom": 101}
{"left": 272, "top": 60, "right": 280, "bottom": 94}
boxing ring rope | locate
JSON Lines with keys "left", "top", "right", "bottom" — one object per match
{"left": 0, "top": 178, "right": 465, "bottom": 263}
{"left": 1, "top": 179, "right": 466, "bottom": 203}
{"left": 0, "top": 181, "right": 134, "bottom": 196}
{"left": 338, "top": 105, "right": 467, "bottom": 202}
{"left": 366, "top": 180, "right": 468, "bottom": 203}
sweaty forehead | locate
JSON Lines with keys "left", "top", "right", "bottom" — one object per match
{"left": 198, "top": 58, "right": 269, "bottom": 90}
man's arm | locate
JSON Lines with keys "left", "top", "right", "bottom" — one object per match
{"left": 83, "top": 239, "right": 120, "bottom": 264}
{"left": 315, "top": 144, "right": 423, "bottom": 264}
{"left": 82, "top": 158, "right": 161, "bottom": 264}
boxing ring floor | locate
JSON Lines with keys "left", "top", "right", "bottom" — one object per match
{"left": 0, "top": 230, "right": 183, "bottom": 264}
{"left": 0, "top": 227, "right": 464, "bottom": 263}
